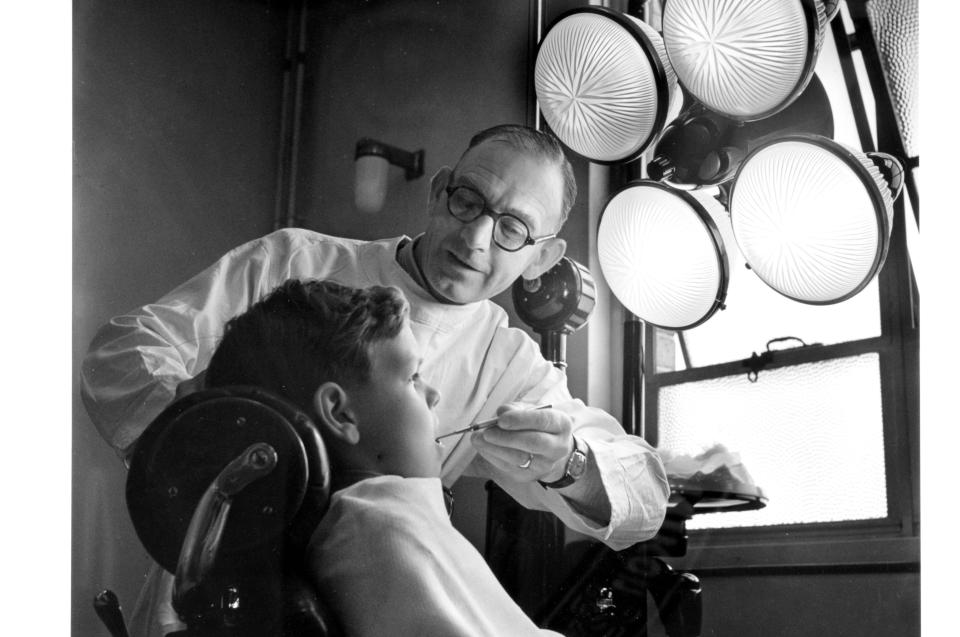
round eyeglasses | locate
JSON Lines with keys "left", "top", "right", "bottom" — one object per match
{"left": 445, "top": 185, "right": 557, "bottom": 252}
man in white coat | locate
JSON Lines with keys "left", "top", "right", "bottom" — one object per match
{"left": 81, "top": 124, "right": 670, "bottom": 635}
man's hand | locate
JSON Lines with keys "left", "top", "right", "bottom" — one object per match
{"left": 470, "top": 402, "right": 574, "bottom": 484}
{"left": 174, "top": 370, "right": 207, "bottom": 399}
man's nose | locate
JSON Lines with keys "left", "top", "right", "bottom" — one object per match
{"left": 459, "top": 213, "right": 495, "bottom": 250}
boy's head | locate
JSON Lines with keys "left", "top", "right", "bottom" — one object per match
{"left": 206, "top": 279, "right": 443, "bottom": 481}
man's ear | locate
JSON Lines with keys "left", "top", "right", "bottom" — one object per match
{"left": 522, "top": 237, "right": 567, "bottom": 280}
{"left": 312, "top": 382, "right": 360, "bottom": 445}
{"left": 428, "top": 166, "right": 453, "bottom": 204}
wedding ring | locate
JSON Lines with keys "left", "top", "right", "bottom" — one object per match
{"left": 519, "top": 453, "right": 533, "bottom": 470}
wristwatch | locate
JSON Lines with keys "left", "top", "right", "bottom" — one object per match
{"left": 539, "top": 436, "right": 588, "bottom": 489}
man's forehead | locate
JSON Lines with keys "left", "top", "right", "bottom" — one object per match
{"left": 457, "top": 139, "right": 543, "bottom": 176}
{"left": 454, "top": 140, "right": 564, "bottom": 226}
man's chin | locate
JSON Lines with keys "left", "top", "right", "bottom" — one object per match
{"left": 435, "top": 285, "right": 478, "bottom": 304}
{"left": 428, "top": 271, "right": 484, "bottom": 304}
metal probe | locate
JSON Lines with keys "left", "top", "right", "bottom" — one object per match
{"left": 435, "top": 404, "right": 552, "bottom": 442}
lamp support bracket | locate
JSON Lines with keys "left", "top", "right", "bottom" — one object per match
{"left": 355, "top": 138, "right": 425, "bottom": 180}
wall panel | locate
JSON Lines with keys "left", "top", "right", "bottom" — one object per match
{"left": 73, "top": 1, "right": 288, "bottom": 634}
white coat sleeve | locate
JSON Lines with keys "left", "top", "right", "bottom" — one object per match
{"left": 79, "top": 229, "right": 345, "bottom": 458}
{"left": 464, "top": 327, "right": 670, "bottom": 551}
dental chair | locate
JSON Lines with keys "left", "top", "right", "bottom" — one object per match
{"left": 94, "top": 386, "right": 341, "bottom": 637}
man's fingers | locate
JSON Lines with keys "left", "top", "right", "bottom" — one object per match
{"left": 495, "top": 406, "right": 566, "bottom": 433}
{"left": 474, "top": 441, "right": 541, "bottom": 479}
{"left": 472, "top": 430, "right": 534, "bottom": 458}
{"left": 480, "top": 445, "right": 536, "bottom": 471}
{"left": 495, "top": 401, "right": 525, "bottom": 417}
{"left": 478, "top": 428, "right": 552, "bottom": 450}
{"left": 473, "top": 407, "right": 574, "bottom": 482}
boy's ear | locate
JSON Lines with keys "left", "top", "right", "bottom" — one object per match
{"left": 522, "top": 237, "right": 566, "bottom": 280}
{"left": 313, "top": 382, "right": 360, "bottom": 445}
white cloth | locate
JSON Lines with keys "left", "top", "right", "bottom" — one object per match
{"left": 81, "top": 229, "right": 670, "bottom": 635}
{"left": 310, "top": 475, "right": 562, "bottom": 637}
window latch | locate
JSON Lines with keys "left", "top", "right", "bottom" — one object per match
{"left": 743, "top": 336, "right": 817, "bottom": 382}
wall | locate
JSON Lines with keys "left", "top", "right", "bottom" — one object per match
{"left": 672, "top": 570, "right": 918, "bottom": 637}
{"left": 74, "top": 1, "right": 288, "bottom": 634}
{"left": 296, "top": 0, "right": 532, "bottom": 240}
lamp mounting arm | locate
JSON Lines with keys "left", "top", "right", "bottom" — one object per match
{"left": 355, "top": 138, "right": 425, "bottom": 180}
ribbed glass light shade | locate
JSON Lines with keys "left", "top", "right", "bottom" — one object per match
{"left": 535, "top": 7, "right": 677, "bottom": 163}
{"left": 662, "top": 0, "right": 825, "bottom": 120}
{"left": 598, "top": 182, "right": 728, "bottom": 329}
{"left": 730, "top": 135, "right": 896, "bottom": 304}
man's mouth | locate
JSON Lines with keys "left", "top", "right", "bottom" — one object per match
{"left": 447, "top": 250, "right": 485, "bottom": 274}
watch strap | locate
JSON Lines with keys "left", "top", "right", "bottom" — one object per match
{"left": 539, "top": 436, "right": 587, "bottom": 489}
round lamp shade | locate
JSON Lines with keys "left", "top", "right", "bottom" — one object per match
{"left": 535, "top": 7, "right": 678, "bottom": 163}
{"left": 729, "top": 135, "right": 899, "bottom": 304}
{"left": 598, "top": 181, "right": 729, "bottom": 329}
{"left": 662, "top": 0, "right": 826, "bottom": 120}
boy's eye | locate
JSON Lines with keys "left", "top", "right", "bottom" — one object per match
{"left": 411, "top": 372, "right": 421, "bottom": 383}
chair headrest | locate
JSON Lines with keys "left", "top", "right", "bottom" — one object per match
{"left": 126, "top": 386, "right": 332, "bottom": 574}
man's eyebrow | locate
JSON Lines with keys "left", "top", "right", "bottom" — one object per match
{"left": 506, "top": 208, "right": 537, "bottom": 228}
{"left": 456, "top": 180, "right": 538, "bottom": 228}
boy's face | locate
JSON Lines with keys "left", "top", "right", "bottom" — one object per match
{"left": 348, "top": 321, "right": 443, "bottom": 478}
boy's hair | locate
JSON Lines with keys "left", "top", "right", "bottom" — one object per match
{"left": 205, "top": 279, "right": 409, "bottom": 413}
{"left": 459, "top": 124, "right": 577, "bottom": 228}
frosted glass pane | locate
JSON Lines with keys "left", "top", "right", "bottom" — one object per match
{"left": 658, "top": 354, "right": 887, "bottom": 529}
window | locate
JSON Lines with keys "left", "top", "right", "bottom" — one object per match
{"left": 640, "top": 4, "right": 918, "bottom": 564}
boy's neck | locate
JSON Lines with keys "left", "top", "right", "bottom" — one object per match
{"left": 331, "top": 468, "right": 385, "bottom": 492}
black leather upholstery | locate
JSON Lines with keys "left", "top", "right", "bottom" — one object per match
{"left": 124, "top": 386, "right": 340, "bottom": 637}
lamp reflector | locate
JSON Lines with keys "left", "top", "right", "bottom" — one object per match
{"left": 662, "top": 0, "right": 826, "bottom": 120}
{"left": 535, "top": 7, "right": 677, "bottom": 163}
{"left": 729, "top": 135, "right": 898, "bottom": 304}
{"left": 598, "top": 182, "right": 729, "bottom": 330}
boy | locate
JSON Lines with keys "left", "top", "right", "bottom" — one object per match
{"left": 202, "top": 278, "right": 562, "bottom": 637}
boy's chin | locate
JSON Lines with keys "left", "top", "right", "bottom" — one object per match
{"left": 399, "top": 463, "right": 442, "bottom": 480}
{"left": 419, "top": 463, "right": 443, "bottom": 479}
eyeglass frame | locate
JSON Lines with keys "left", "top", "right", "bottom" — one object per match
{"left": 444, "top": 184, "right": 558, "bottom": 252}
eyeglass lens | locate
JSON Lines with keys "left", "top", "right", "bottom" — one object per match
{"left": 448, "top": 187, "right": 530, "bottom": 251}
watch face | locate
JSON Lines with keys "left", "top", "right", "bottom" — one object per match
{"left": 568, "top": 448, "right": 588, "bottom": 479}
